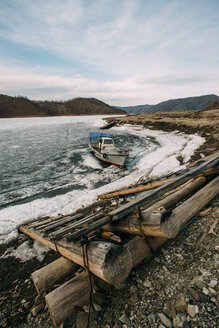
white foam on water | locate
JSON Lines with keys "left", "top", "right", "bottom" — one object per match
{"left": 0, "top": 123, "right": 205, "bottom": 246}
{"left": 82, "top": 153, "right": 103, "bottom": 169}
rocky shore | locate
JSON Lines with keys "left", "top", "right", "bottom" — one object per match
{"left": 0, "top": 109, "right": 218, "bottom": 328}
{"left": 106, "top": 108, "right": 219, "bottom": 163}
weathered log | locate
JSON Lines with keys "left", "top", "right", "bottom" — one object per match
{"left": 98, "top": 166, "right": 219, "bottom": 200}
{"left": 103, "top": 211, "right": 165, "bottom": 237}
{"left": 45, "top": 236, "right": 165, "bottom": 327}
{"left": 103, "top": 176, "right": 207, "bottom": 237}
{"left": 197, "top": 166, "right": 219, "bottom": 177}
{"left": 148, "top": 176, "right": 206, "bottom": 211}
{"left": 162, "top": 178, "right": 194, "bottom": 198}
{"left": 45, "top": 271, "right": 91, "bottom": 327}
{"left": 108, "top": 156, "right": 219, "bottom": 221}
{"left": 161, "top": 175, "right": 219, "bottom": 238}
{"left": 98, "top": 177, "right": 174, "bottom": 199}
{"left": 19, "top": 225, "right": 132, "bottom": 285}
{"left": 31, "top": 257, "right": 79, "bottom": 295}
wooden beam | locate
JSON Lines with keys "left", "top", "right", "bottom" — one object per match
{"left": 98, "top": 177, "right": 174, "bottom": 199}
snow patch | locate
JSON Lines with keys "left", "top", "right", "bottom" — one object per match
{"left": 1, "top": 240, "right": 49, "bottom": 262}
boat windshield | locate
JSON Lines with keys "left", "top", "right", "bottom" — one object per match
{"left": 104, "top": 139, "right": 114, "bottom": 144}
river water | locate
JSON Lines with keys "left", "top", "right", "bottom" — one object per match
{"left": 0, "top": 116, "right": 159, "bottom": 211}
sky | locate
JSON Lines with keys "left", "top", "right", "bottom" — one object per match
{"left": 0, "top": 0, "right": 218, "bottom": 106}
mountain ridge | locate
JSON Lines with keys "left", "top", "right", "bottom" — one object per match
{"left": 0, "top": 95, "right": 125, "bottom": 118}
{"left": 117, "top": 94, "right": 219, "bottom": 114}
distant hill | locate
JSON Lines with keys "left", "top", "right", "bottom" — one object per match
{"left": 206, "top": 100, "right": 219, "bottom": 110}
{"left": 115, "top": 104, "right": 151, "bottom": 114}
{"left": 145, "top": 94, "right": 219, "bottom": 113}
{"left": 0, "top": 95, "right": 125, "bottom": 118}
{"left": 118, "top": 94, "right": 219, "bottom": 114}
{"left": 0, "top": 95, "right": 47, "bottom": 118}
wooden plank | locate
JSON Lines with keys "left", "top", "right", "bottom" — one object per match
{"left": 109, "top": 156, "right": 219, "bottom": 221}
{"left": 66, "top": 215, "right": 112, "bottom": 241}
{"left": 29, "top": 216, "right": 60, "bottom": 228}
{"left": 35, "top": 216, "right": 70, "bottom": 230}
{"left": 41, "top": 213, "right": 84, "bottom": 232}
{"left": 51, "top": 213, "right": 105, "bottom": 239}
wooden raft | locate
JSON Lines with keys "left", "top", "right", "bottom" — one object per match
{"left": 19, "top": 156, "right": 219, "bottom": 327}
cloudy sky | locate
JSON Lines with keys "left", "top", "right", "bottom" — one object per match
{"left": 0, "top": 0, "right": 218, "bottom": 106}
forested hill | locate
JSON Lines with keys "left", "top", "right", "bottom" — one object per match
{"left": 117, "top": 94, "right": 219, "bottom": 114}
{"left": 0, "top": 95, "right": 125, "bottom": 118}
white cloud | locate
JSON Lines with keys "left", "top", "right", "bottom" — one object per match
{"left": 0, "top": 0, "right": 218, "bottom": 104}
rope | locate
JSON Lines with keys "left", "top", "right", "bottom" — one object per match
{"left": 81, "top": 237, "right": 94, "bottom": 328}
{"left": 51, "top": 234, "right": 62, "bottom": 257}
{"left": 135, "top": 206, "right": 154, "bottom": 254}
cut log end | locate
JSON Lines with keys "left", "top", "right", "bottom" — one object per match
{"left": 103, "top": 244, "right": 132, "bottom": 285}
{"left": 45, "top": 272, "right": 91, "bottom": 327}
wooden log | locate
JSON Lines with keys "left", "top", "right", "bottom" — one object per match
{"left": 148, "top": 176, "right": 206, "bottom": 211}
{"left": 162, "top": 166, "right": 219, "bottom": 198}
{"left": 19, "top": 225, "right": 132, "bottom": 285}
{"left": 161, "top": 175, "right": 219, "bottom": 238}
{"left": 103, "top": 211, "right": 165, "bottom": 237}
{"left": 98, "top": 166, "right": 219, "bottom": 200}
{"left": 103, "top": 176, "right": 207, "bottom": 237}
{"left": 197, "top": 166, "right": 219, "bottom": 177}
{"left": 45, "top": 236, "right": 166, "bottom": 327}
{"left": 45, "top": 271, "right": 91, "bottom": 327}
{"left": 108, "top": 156, "right": 219, "bottom": 221}
{"left": 98, "top": 177, "right": 174, "bottom": 199}
{"left": 31, "top": 257, "right": 79, "bottom": 295}
{"left": 162, "top": 178, "right": 194, "bottom": 198}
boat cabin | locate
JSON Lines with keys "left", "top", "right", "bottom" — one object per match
{"left": 90, "top": 133, "right": 115, "bottom": 152}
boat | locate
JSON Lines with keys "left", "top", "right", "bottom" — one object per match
{"left": 89, "top": 132, "right": 128, "bottom": 167}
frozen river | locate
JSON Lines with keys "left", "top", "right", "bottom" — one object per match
{"left": 0, "top": 115, "right": 204, "bottom": 244}
{"left": 0, "top": 115, "right": 158, "bottom": 210}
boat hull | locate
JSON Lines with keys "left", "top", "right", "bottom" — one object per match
{"left": 89, "top": 144, "right": 126, "bottom": 167}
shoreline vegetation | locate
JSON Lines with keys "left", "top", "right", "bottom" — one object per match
{"left": 0, "top": 105, "right": 218, "bottom": 328}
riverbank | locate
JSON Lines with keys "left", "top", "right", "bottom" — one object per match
{"left": 106, "top": 108, "right": 219, "bottom": 163}
{"left": 0, "top": 110, "right": 218, "bottom": 328}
